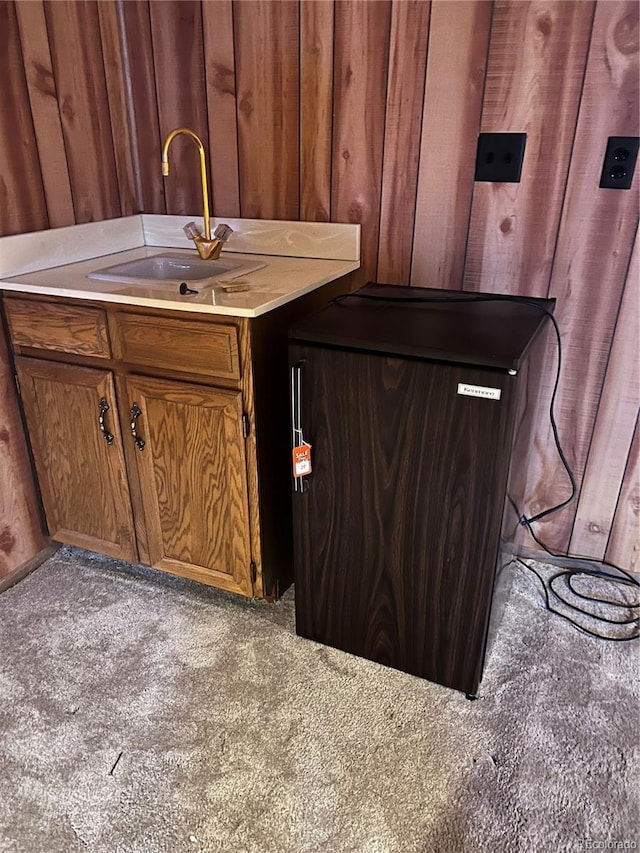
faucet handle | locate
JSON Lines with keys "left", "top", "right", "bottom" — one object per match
{"left": 183, "top": 221, "right": 201, "bottom": 240}
{"left": 214, "top": 223, "right": 233, "bottom": 243}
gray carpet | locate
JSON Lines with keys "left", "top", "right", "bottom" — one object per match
{"left": 0, "top": 546, "right": 638, "bottom": 853}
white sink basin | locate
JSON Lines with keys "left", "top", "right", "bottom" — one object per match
{"left": 88, "top": 253, "right": 265, "bottom": 286}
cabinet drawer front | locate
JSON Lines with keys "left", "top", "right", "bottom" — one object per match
{"left": 5, "top": 299, "right": 111, "bottom": 357}
{"left": 113, "top": 313, "right": 240, "bottom": 381}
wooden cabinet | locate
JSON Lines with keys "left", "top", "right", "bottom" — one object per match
{"left": 3, "top": 278, "right": 350, "bottom": 599}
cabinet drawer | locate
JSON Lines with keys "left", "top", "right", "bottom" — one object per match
{"left": 5, "top": 299, "right": 111, "bottom": 358}
{"left": 112, "top": 313, "right": 240, "bottom": 381}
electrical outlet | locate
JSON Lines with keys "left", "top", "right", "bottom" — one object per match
{"left": 599, "top": 137, "right": 639, "bottom": 190}
{"left": 474, "top": 133, "right": 527, "bottom": 183}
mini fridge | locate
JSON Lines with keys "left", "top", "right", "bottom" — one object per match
{"left": 288, "top": 283, "right": 554, "bottom": 697}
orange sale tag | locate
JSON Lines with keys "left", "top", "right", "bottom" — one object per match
{"left": 292, "top": 444, "right": 312, "bottom": 478}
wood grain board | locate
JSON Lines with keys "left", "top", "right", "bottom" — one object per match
{"left": 607, "top": 416, "right": 640, "bottom": 573}
{"left": 13, "top": 0, "right": 75, "bottom": 229}
{"left": 332, "top": 0, "right": 391, "bottom": 285}
{"left": 203, "top": 0, "right": 241, "bottom": 218}
{"left": 0, "top": 0, "right": 638, "bottom": 573}
{"left": 0, "top": 1, "right": 49, "bottom": 236}
{"left": 149, "top": 0, "right": 209, "bottom": 217}
{"left": 300, "top": 0, "right": 334, "bottom": 222}
{"left": 97, "top": 1, "right": 137, "bottom": 217}
{"left": 570, "top": 233, "right": 639, "bottom": 559}
{"left": 117, "top": 0, "right": 165, "bottom": 214}
{"left": 411, "top": 1, "right": 491, "bottom": 290}
{"left": 376, "top": 0, "right": 431, "bottom": 285}
{"left": 234, "top": 0, "right": 300, "bottom": 220}
{"left": 44, "top": 0, "right": 121, "bottom": 223}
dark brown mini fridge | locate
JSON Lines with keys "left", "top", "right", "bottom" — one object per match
{"left": 288, "top": 283, "right": 554, "bottom": 697}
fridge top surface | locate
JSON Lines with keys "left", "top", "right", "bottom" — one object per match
{"left": 289, "top": 283, "right": 555, "bottom": 371}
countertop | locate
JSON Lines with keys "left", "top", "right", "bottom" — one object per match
{"left": 0, "top": 216, "right": 360, "bottom": 318}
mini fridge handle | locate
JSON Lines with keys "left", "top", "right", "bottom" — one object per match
{"left": 290, "top": 360, "right": 306, "bottom": 493}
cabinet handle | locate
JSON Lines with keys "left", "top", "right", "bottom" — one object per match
{"left": 98, "top": 397, "right": 114, "bottom": 445}
{"left": 130, "top": 403, "right": 146, "bottom": 451}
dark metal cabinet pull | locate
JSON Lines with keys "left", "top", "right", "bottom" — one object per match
{"left": 130, "top": 403, "right": 146, "bottom": 451}
{"left": 98, "top": 397, "right": 114, "bottom": 445}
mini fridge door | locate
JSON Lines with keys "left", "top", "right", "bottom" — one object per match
{"left": 289, "top": 342, "right": 520, "bottom": 696}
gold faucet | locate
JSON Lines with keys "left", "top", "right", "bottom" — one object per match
{"left": 161, "top": 127, "right": 231, "bottom": 260}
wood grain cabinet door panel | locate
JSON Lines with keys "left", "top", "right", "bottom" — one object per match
{"left": 6, "top": 299, "right": 111, "bottom": 357}
{"left": 112, "top": 313, "right": 240, "bottom": 381}
{"left": 124, "top": 375, "right": 253, "bottom": 596}
{"left": 14, "top": 357, "right": 137, "bottom": 561}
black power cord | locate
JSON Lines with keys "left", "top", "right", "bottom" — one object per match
{"left": 514, "top": 522, "right": 639, "bottom": 642}
{"left": 514, "top": 558, "right": 639, "bottom": 642}
{"left": 333, "top": 288, "right": 640, "bottom": 640}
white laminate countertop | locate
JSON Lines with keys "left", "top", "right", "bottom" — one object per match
{"left": 0, "top": 216, "right": 360, "bottom": 318}
{"left": 0, "top": 246, "right": 359, "bottom": 318}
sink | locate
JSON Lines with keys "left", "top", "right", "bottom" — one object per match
{"left": 88, "top": 253, "right": 265, "bottom": 286}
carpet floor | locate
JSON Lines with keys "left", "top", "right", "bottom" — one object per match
{"left": 0, "top": 546, "right": 638, "bottom": 853}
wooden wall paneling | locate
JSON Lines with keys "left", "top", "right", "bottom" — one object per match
{"left": 376, "top": 0, "right": 431, "bottom": 285}
{"left": 44, "top": 0, "right": 121, "bottom": 224}
{"left": 300, "top": 0, "right": 335, "bottom": 222}
{"left": 410, "top": 1, "right": 491, "bottom": 290}
{"left": 13, "top": 0, "right": 75, "bottom": 230}
{"left": 570, "top": 233, "right": 639, "bottom": 560}
{"left": 149, "top": 0, "right": 209, "bottom": 218}
{"left": 234, "top": 0, "right": 300, "bottom": 220}
{"left": 203, "top": 0, "right": 240, "bottom": 218}
{"left": 332, "top": 0, "right": 392, "bottom": 285}
{"left": 520, "top": 0, "right": 639, "bottom": 558}
{"left": 463, "top": 0, "right": 594, "bottom": 296}
{"left": 0, "top": 325, "right": 47, "bottom": 579}
{"left": 98, "top": 0, "right": 141, "bottom": 217}
{"left": 117, "top": 0, "right": 165, "bottom": 214}
{"left": 0, "top": 1, "right": 49, "bottom": 236}
{"left": 606, "top": 415, "right": 640, "bottom": 573}
{"left": 98, "top": 0, "right": 164, "bottom": 216}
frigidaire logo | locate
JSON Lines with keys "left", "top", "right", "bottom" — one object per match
{"left": 456, "top": 383, "right": 502, "bottom": 401}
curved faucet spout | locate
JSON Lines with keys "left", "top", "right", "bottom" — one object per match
{"left": 161, "top": 127, "right": 211, "bottom": 240}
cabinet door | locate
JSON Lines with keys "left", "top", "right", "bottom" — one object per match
{"left": 125, "top": 375, "right": 253, "bottom": 596}
{"left": 15, "top": 358, "right": 138, "bottom": 561}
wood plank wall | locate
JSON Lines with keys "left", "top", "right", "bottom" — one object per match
{"left": 0, "top": 0, "right": 638, "bottom": 574}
